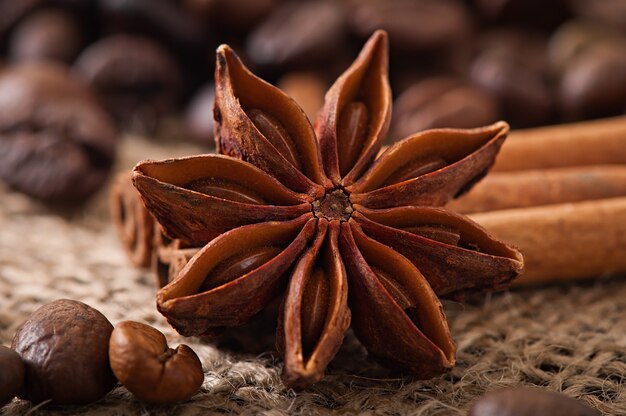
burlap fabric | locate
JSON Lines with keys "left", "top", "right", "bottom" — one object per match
{"left": 1, "top": 137, "right": 625, "bottom": 415}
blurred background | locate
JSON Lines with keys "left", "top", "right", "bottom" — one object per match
{"left": 0, "top": 0, "right": 625, "bottom": 202}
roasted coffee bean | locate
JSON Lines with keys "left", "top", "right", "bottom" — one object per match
{"left": 185, "top": 83, "right": 215, "bottom": 146}
{"left": 390, "top": 77, "right": 500, "bottom": 140}
{"left": 567, "top": 0, "right": 626, "bottom": 34}
{"left": 97, "top": 0, "right": 205, "bottom": 56}
{"left": 74, "top": 35, "right": 182, "bottom": 134}
{"left": 187, "top": 0, "right": 277, "bottom": 34}
{"left": 8, "top": 8, "right": 84, "bottom": 64}
{"left": 349, "top": 0, "right": 473, "bottom": 52}
{"left": 0, "top": 346, "right": 24, "bottom": 407}
{"left": 548, "top": 21, "right": 623, "bottom": 75}
{"left": 470, "top": 48, "right": 553, "bottom": 127}
{"left": 475, "top": 0, "right": 568, "bottom": 30}
{"left": 558, "top": 42, "right": 626, "bottom": 120}
{"left": 246, "top": 1, "right": 346, "bottom": 69}
{"left": 469, "top": 386, "right": 599, "bottom": 416}
{"left": 11, "top": 299, "right": 117, "bottom": 405}
{"left": 109, "top": 321, "right": 204, "bottom": 404}
{"left": 0, "top": 62, "right": 117, "bottom": 201}
{"left": 0, "top": 0, "right": 42, "bottom": 43}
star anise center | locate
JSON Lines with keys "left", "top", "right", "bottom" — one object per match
{"left": 312, "top": 188, "right": 353, "bottom": 222}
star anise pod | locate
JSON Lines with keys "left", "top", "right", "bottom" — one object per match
{"left": 132, "top": 31, "right": 524, "bottom": 389}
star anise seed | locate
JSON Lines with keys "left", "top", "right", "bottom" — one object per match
{"left": 133, "top": 30, "right": 524, "bottom": 389}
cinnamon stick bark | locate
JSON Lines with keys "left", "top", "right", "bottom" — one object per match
{"left": 448, "top": 165, "right": 626, "bottom": 214}
{"left": 493, "top": 116, "right": 626, "bottom": 171}
{"left": 471, "top": 197, "right": 626, "bottom": 287}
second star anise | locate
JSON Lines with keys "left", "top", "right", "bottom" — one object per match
{"left": 132, "top": 31, "right": 524, "bottom": 389}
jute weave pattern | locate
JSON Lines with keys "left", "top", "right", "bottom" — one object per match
{"left": 1, "top": 138, "right": 624, "bottom": 415}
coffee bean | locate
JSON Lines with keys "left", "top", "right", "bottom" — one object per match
{"left": 0, "top": 346, "right": 24, "bottom": 407}
{"left": 11, "top": 299, "right": 117, "bottom": 405}
{"left": 187, "top": 0, "right": 277, "bottom": 34}
{"left": 97, "top": 0, "right": 206, "bottom": 57}
{"left": 558, "top": 42, "right": 626, "bottom": 120}
{"left": 0, "top": 62, "right": 117, "bottom": 201}
{"left": 470, "top": 47, "right": 553, "bottom": 127}
{"left": 390, "top": 77, "right": 500, "bottom": 140}
{"left": 548, "top": 20, "right": 623, "bottom": 75}
{"left": 74, "top": 35, "right": 183, "bottom": 134}
{"left": 349, "top": 0, "right": 473, "bottom": 53}
{"left": 8, "top": 8, "right": 84, "bottom": 64}
{"left": 109, "top": 321, "right": 203, "bottom": 404}
{"left": 469, "top": 386, "right": 599, "bottom": 416}
{"left": 567, "top": 0, "right": 626, "bottom": 34}
{"left": 0, "top": 0, "right": 42, "bottom": 44}
{"left": 475, "top": 0, "right": 568, "bottom": 30}
{"left": 246, "top": 1, "right": 347, "bottom": 69}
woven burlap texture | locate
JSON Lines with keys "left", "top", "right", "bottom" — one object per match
{"left": 1, "top": 137, "right": 625, "bottom": 416}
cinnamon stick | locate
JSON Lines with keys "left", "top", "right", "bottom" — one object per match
{"left": 449, "top": 165, "right": 626, "bottom": 214}
{"left": 471, "top": 197, "right": 626, "bottom": 287}
{"left": 111, "top": 172, "right": 155, "bottom": 267}
{"left": 493, "top": 116, "right": 626, "bottom": 172}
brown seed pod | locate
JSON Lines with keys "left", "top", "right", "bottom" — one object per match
{"left": 109, "top": 321, "right": 203, "bottom": 404}
{"left": 11, "top": 299, "right": 116, "bottom": 405}
{"left": 0, "top": 346, "right": 25, "bottom": 406}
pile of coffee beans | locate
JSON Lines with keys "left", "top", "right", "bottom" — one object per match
{"left": 0, "top": 0, "right": 625, "bottom": 200}
{"left": 1, "top": 299, "right": 203, "bottom": 407}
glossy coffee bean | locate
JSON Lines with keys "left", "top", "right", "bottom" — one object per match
{"left": 559, "top": 43, "right": 626, "bottom": 120}
{"left": 349, "top": 0, "right": 473, "bottom": 52}
{"left": 568, "top": 0, "right": 626, "bottom": 33}
{"left": 547, "top": 20, "right": 623, "bottom": 75}
{"left": 74, "top": 35, "right": 182, "bottom": 134}
{"left": 0, "top": 346, "right": 25, "bottom": 407}
{"left": 97, "top": 0, "right": 205, "bottom": 56}
{"left": 246, "top": 1, "right": 346, "bottom": 69}
{"left": 469, "top": 387, "right": 599, "bottom": 416}
{"left": 0, "top": 62, "right": 117, "bottom": 201}
{"left": 109, "top": 321, "right": 204, "bottom": 404}
{"left": 187, "top": 0, "right": 277, "bottom": 34}
{"left": 470, "top": 48, "right": 553, "bottom": 127}
{"left": 8, "top": 8, "right": 84, "bottom": 64}
{"left": 11, "top": 299, "right": 117, "bottom": 405}
{"left": 390, "top": 77, "right": 500, "bottom": 140}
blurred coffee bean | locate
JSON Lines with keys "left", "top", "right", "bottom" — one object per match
{"left": 475, "top": 0, "right": 569, "bottom": 30}
{"left": 390, "top": 77, "right": 500, "bottom": 140}
{"left": 97, "top": 0, "right": 206, "bottom": 57}
{"left": 185, "top": 83, "right": 215, "bottom": 146}
{"left": 186, "top": 0, "right": 277, "bottom": 34}
{"left": 74, "top": 35, "right": 183, "bottom": 134}
{"left": 470, "top": 45, "right": 553, "bottom": 127}
{"left": 246, "top": 1, "right": 346, "bottom": 70}
{"left": 8, "top": 8, "right": 84, "bottom": 64}
{"left": 477, "top": 28, "right": 549, "bottom": 75}
{"left": 277, "top": 72, "right": 327, "bottom": 122}
{"left": 0, "top": 0, "right": 42, "bottom": 44}
{"left": 349, "top": 0, "right": 473, "bottom": 53}
{"left": 567, "top": 0, "right": 626, "bottom": 34}
{"left": 469, "top": 386, "right": 598, "bottom": 416}
{"left": 0, "top": 62, "right": 117, "bottom": 201}
{"left": 548, "top": 21, "right": 624, "bottom": 75}
{"left": 559, "top": 43, "right": 626, "bottom": 120}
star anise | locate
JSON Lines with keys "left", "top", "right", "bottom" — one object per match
{"left": 132, "top": 31, "right": 524, "bottom": 389}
